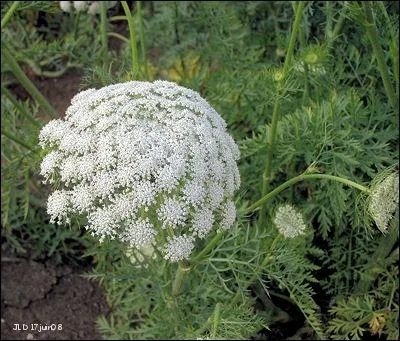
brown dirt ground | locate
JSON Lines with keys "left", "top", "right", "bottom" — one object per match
{"left": 1, "top": 254, "right": 110, "bottom": 340}
{"left": 1, "top": 71, "right": 111, "bottom": 341}
{"left": 9, "top": 70, "right": 84, "bottom": 119}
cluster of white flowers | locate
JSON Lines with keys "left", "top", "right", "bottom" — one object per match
{"left": 273, "top": 204, "right": 307, "bottom": 238}
{"left": 369, "top": 172, "right": 399, "bottom": 233}
{"left": 39, "top": 80, "right": 240, "bottom": 262}
{"left": 59, "top": 1, "right": 117, "bottom": 15}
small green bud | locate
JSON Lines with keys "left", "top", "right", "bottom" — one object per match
{"left": 274, "top": 70, "right": 285, "bottom": 82}
{"left": 304, "top": 52, "right": 319, "bottom": 65}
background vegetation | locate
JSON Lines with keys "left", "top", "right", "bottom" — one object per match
{"left": 1, "top": 1, "right": 398, "bottom": 340}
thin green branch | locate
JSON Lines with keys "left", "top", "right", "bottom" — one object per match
{"left": 100, "top": 1, "right": 108, "bottom": 61}
{"left": 361, "top": 1, "right": 398, "bottom": 112}
{"left": 1, "top": 130, "right": 37, "bottom": 152}
{"left": 260, "top": 2, "right": 305, "bottom": 217}
{"left": 121, "top": 1, "right": 139, "bottom": 78}
{"left": 325, "top": 2, "right": 347, "bottom": 50}
{"left": 1, "top": 1, "right": 20, "bottom": 30}
{"left": 72, "top": 10, "right": 80, "bottom": 41}
{"left": 192, "top": 232, "right": 224, "bottom": 263}
{"left": 109, "top": 15, "right": 127, "bottom": 21}
{"left": 172, "top": 262, "right": 189, "bottom": 297}
{"left": 107, "top": 32, "right": 129, "bottom": 43}
{"left": 192, "top": 172, "right": 368, "bottom": 266}
{"left": 247, "top": 173, "right": 370, "bottom": 214}
{"left": 1, "top": 45, "right": 57, "bottom": 117}
{"left": 298, "top": 13, "right": 310, "bottom": 105}
{"left": 25, "top": 59, "right": 82, "bottom": 78}
{"left": 137, "top": 1, "right": 149, "bottom": 80}
{"left": 377, "top": 2, "right": 399, "bottom": 97}
{"left": 211, "top": 303, "right": 222, "bottom": 338}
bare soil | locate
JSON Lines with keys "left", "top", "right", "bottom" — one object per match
{"left": 9, "top": 70, "right": 84, "bottom": 118}
{"left": 1, "top": 255, "right": 109, "bottom": 340}
{"left": 2, "top": 71, "right": 110, "bottom": 341}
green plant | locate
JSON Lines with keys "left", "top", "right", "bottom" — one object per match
{"left": 1, "top": 1, "right": 398, "bottom": 340}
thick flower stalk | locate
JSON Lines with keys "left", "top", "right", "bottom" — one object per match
{"left": 39, "top": 80, "right": 240, "bottom": 262}
{"left": 368, "top": 171, "right": 399, "bottom": 233}
{"left": 273, "top": 204, "right": 307, "bottom": 238}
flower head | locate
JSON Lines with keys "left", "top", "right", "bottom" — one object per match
{"left": 59, "top": 1, "right": 72, "bottom": 12}
{"left": 59, "top": 1, "right": 118, "bottom": 14}
{"left": 273, "top": 204, "right": 307, "bottom": 238}
{"left": 39, "top": 80, "right": 240, "bottom": 261}
{"left": 369, "top": 171, "right": 399, "bottom": 233}
{"left": 73, "top": 1, "right": 88, "bottom": 11}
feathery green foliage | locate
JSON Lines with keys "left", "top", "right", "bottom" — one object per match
{"left": 1, "top": 0, "right": 398, "bottom": 339}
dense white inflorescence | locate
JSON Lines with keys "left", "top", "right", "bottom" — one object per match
{"left": 273, "top": 204, "right": 307, "bottom": 238}
{"left": 369, "top": 172, "right": 399, "bottom": 233}
{"left": 59, "top": 1, "right": 118, "bottom": 14}
{"left": 39, "top": 80, "right": 240, "bottom": 261}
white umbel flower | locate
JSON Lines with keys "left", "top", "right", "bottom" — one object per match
{"left": 274, "top": 204, "right": 307, "bottom": 238}
{"left": 163, "top": 235, "right": 195, "bottom": 262}
{"left": 87, "top": 2, "right": 100, "bottom": 14}
{"left": 59, "top": 1, "right": 72, "bottom": 12}
{"left": 39, "top": 80, "right": 240, "bottom": 261}
{"left": 220, "top": 200, "right": 237, "bottom": 230}
{"left": 122, "top": 218, "right": 156, "bottom": 248}
{"left": 47, "top": 190, "right": 71, "bottom": 225}
{"left": 60, "top": 1, "right": 118, "bottom": 14}
{"left": 157, "top": 197, "right": 188, "bottom": 229}
{"left": 88, "top": 1, "right": 118, "bottom": 15}
{"left": 73, "top": 1, "right": 88, "bottom": 11}
{"left": 192, "top": 208, "right": 214, "bottom": 238}
{"left": 40, "top": 151, "right": 61, "bottom": 183}
{"left": 369, "top": 172, "right": 399, "bottom": 233}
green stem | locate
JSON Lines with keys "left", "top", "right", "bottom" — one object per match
{"left": 331, "top": 7, "right": 346, "bottom": 39}
{"left": 107, "top": 32, "right": 129, "bottom": 43}
{"left": 25, "top": 59, "right": 82, "bottom": 78}
{"left": 72, "top": 10, "right": 80, "bottom": 41}
{"left": 377, "top": 2, "right": 399, "bottom": 97}
{"left": 192, "top": 232, "right": 224, "bottom": 263}
{"left": 324, "top": 1, "right": 333, "bottom": 40}
{"left": 298, "top": 15, "right": 310, "bottom": 105}
{"left": 247, "top": 173, "right": 370, "bottom": 214}
{"left": 172, "top": 261, "right": 190, "bottom": 298}
{"left": 121, "top": 1, "right": 139, "bottom": 78}
{"left": 325, "top": 2, "right": 347, "bottom": 50}
{"left": 211, "top": 303, "right": 221, "bottom": 338}
{"left": 137, "top": 1, "right": 149, "bottom": 80}
{"left": 100, "top": 1, "right": 108, "bottom": 61}
{"left": 109, "top": 15, "right": 127, "bottom": 22}
{"left": 1, "top": 45, "right": 57, "bottom": 117}
{"left": 361, "top": 1, "right": 398, "bottom": 112}
{"left": 260, "top": 2, "right": 305, "bottom": 217}
{"left": 2, "top": 85, "right": 41, "bottom": 128}
{"left": 1, "top": 130, "right": 37, "bottom": 152}
{"left": 282, "top": 2, "right": 305, "bottom": 76}
{"left": 1, "top": 1, "right": 20, "bottom": 30}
